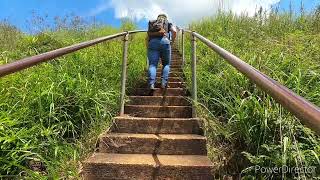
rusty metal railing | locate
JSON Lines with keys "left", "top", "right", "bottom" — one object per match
{"left": 0, "top": 30, "right": 147, "bottom": 116}
{"left": 176, "top": 29, "right": 320, "bottom": 134}
{"left": 1, "top": 28, "right": 319, "bottom": 134}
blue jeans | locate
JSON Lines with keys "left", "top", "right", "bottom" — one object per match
{"left": 148, "top": 37, "right": 171, "bottom": 86}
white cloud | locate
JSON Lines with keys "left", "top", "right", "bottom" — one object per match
{"left": 91, "top": 0, "right": 281, "bottom": 27}
{"left": 88, "top": 1, "right": 111, "bottom": 17}
{"left": 227, "top": 0, "right": 281, "bottom": 16}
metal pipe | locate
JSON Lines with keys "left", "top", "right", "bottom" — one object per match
{"left": 0, "top": 30, "right": 146, "bottom": 78}
{"left": 177, "top": 29, "right": 180, "bottom": 51}
{"left": 146, "top": 57, "right": 149, "bottom": 71}
{"left": 120, "top": 32, "right": 129, "bottom": 116}
{"left": 128, "top": 30, "right": 147, "bottom": 34}
{"left": 191, "top": 32, "right": 197, "bottom": 118}
{"left": 182, "top": 29, "right": 185, "bottom": 67}
{"left": 189, "top": 31, "right": 320, "bottom": 134}
{"left": 179, "top": 30, "right": 182, "bottom": 52}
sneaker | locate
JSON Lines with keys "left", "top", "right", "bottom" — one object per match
{"left": 161, "top": 83, "right": 167, "bottom": 89}
{"left": 150, "top": 84, "right": 155, "bottom": 90}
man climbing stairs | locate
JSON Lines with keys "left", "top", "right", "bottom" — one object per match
{"left": 82, "top": 47, "right": 213, "bottom": 179}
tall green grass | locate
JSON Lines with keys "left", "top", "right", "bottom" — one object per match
{"left": 182, "top": 8, "right": 320, "bottom": 179}
{"left": 2, "top": 8, "right": 320, "bottom": 179}
{"left": 0, "top": 21, "right": 147, "bottom": 178}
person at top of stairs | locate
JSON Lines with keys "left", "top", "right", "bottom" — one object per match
{"left": 147, "top": 13, "right": 177, "bottom": 90}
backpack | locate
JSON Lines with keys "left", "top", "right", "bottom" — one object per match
{"left": 148, "top": 18, "right": 169, "bottom": 34}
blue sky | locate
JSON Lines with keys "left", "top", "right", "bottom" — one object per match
{"left": 0, "top": 0, "right": 124, "bottom": 32}
{"left": 0, "top": 0, "right": 319, "bottom": 32}
{"left": 277, "top": 0, "right": 319, "bottom": 12}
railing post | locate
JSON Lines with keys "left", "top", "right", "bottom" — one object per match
{"left": 182, "top": 29, "right": 185, "bottom": 67}
{"left": 120, "top": 32, "right": 129, "bottom": 116}
{"left": 191, "top": 32, "right": 197, "bottom": 118}
{"left": 176, "top": 29, "right": 180, "bottom": 50}
{"left": 146, "top": 34, "right": 149, "bottom": 70}
{"left": 146, "top": 56, "right": 149, "bottom": 71}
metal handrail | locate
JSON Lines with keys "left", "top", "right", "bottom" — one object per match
{"left": 0, "top": 30, "right": 146, "bottom": 77}
{"left": 0, "top": 30, "right": 147, "bottom": 116}
{"left": 1, "top": 27, "right": 319, "bottom": 134}
{"left": 178, "top": 29, "right": 320, "bottom": 134}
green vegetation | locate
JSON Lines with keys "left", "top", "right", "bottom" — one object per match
{"left": 0, "top": 20, "right": 146, "bottom": 178}
{"left": 1, "top": 7, "right": 320, "bottom": 179}
{"left": 182, "top": 8, "right": 320, "bottom": 179}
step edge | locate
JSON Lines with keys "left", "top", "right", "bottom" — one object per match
{"left": 125, "top": 105, "right": 192, "bottom": 108}
{"left": 101, "top": 133, "right": 206, "bottom": 140}
{"left": 128, "top": 96, "right": 189, "bottom": 98}
{"left": 100, "top": 133, "right": 159, "bottom": 139}
{"left": 114, "top": 116, "right": 201, "bottom": 121}
{"left": 83, "top": 155, "right": 213, "bottom": 167}
{"left": 135, "top": 88, "right": 185, "bottom": 90}
{"left": 83, "top": 153, "right": 157, "bottom": 166}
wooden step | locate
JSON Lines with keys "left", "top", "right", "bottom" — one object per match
{"left": 155, "top": 77, "right": 183, "bottom": 82}
{"left": 157, "top": 68, "right": 182, "bottom": 72}
{"left": 144, "top": 77, "right": 183, "bottom": 82}
{"left": 157, "top": 134, "right": 207, "bottom": 155}
{"left": 170, "top": 61, "right": 183, "bottom": 66}
{"left": 139, "top": 82, "right": 185, "bottom": 88}
{"left": 99, "top": 133, "right": 158, "bottom": 154}
{"left": 82, "top": 153, "right": 213, "bottom": 180}
{"left": 158, "top": 82, "right": 185, "bottom": 88}
{"left": 112, "top": 116, "right": 201, "bottom": 134}
{"left": 99, "top": 133, "right": 207, "bottom": 155}
{"left": 158, "top": 65, "right": 181, "bottom": 69}
{"left": 156, "top": 155, "right": 213, "bottom": 179}
{"left": 124, "top": 105, "right": 192, "bottom": 118}
{"left": 156, "top": 72, "right": 183, "bottom": 77}
{"left": 127, "top": 96, "right": 190, "bottom": 106}
{"left": 133, "top": 88, "right": 186, "bottom": 96}
{"left": 82, "top": 153, "right": 156, "bottom": 180}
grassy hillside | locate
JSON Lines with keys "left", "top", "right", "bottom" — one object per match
{"left": 182, "top": 10, "right": 320, "bottom": 178}
{"left": 0, "top": 22, "right": 147, "bottom": 178}
{"left": 1, "top": 9, "right": 320, "bottom": 179}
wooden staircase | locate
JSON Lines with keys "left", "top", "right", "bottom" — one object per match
{"left": 82, "top": 48, "right": 213, "bottom": 179}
